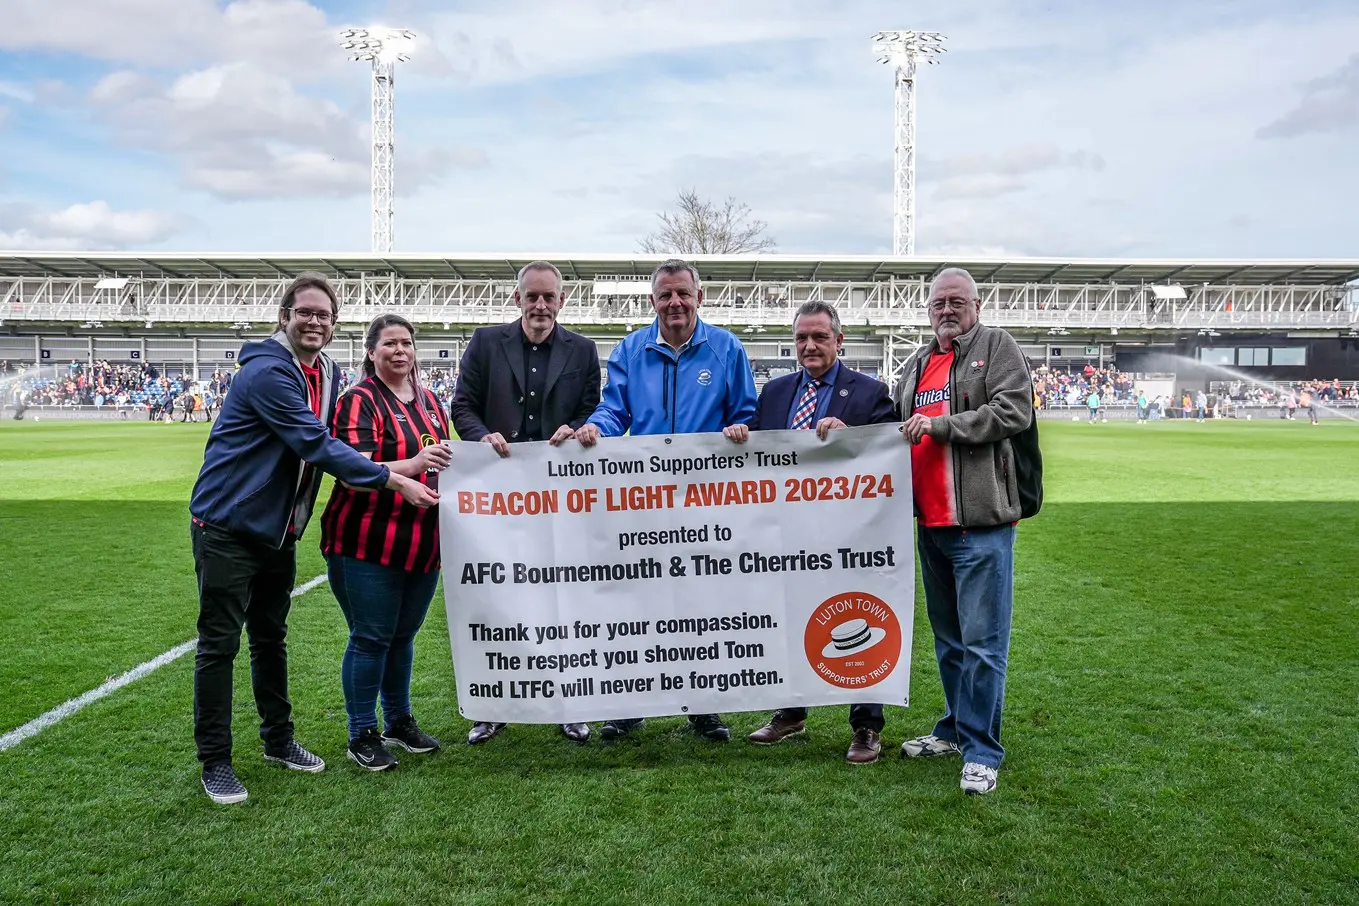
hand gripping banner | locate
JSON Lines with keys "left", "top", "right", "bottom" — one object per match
{"left": 438, "top": 424, "right": 914, "bottom": 723}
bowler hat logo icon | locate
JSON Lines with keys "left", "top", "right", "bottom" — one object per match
{"left": 821, "top": 618, "right": 887, "bottom": 658}
{"left": 696, "top": 369, "right": 712, "bottom": 386}
{"left": 803, "top": 591, "right": 904, "bottom": 690}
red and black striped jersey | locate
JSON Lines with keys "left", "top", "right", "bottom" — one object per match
{"left": 320, "top": 376, "right": 451, "bottom": 572}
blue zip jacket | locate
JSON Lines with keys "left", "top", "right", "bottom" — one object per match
{"left": 190, "top": 334, "right": 389, "bottom": 549}
{"left": 587, "top": 318, "right": 757, "bottom": 437}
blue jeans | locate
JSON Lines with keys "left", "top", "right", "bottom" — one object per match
{"left": 326, "top": 554, "right": 440, "bottom": 739}
{"left": 917, "top": 524, "right": 1016, "bottom": 768}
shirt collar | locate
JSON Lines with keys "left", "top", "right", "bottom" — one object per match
{"left": 800, "top": 359, "right": 841, "bottom": 389}
{"left": 650, "top": 317, "right": 707, "bottom": 353}
{"left": 517, "top": 321, "right": 555, "bottom": 347}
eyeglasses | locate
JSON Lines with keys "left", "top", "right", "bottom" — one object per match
{"left": 928, "top": 297, "right": 976, "bottom": 314}
{"left": 289, "top": 308, "right": 335, "bottom": 325}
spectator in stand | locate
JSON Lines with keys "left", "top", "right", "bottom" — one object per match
{"left": 1299, "top": 387, "right": 1317, "bottom": 425}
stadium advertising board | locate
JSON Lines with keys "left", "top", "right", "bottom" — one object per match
{"left": 438, "top": 426, "right": 914, "bottom": 723}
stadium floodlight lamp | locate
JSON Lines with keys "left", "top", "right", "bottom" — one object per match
{"left": 342, "top": 26, "right": 416, "bottom": 254}
{"left": 871, "top": 29, "right": 947, "bottom": 257}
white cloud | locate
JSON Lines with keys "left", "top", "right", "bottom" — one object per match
{"left": 0, "top": 201, "right": 182, "bottom": 249}
{"left": 925, "top": 146, "right": 1106, "bottom": 200}
{"left": 0, "top": 81, "right": 35, "bottom": 103}
{"left": 422, "top": 0, "right": 848, "bottom": 86}
{"left": 86, "top": 61, "right": 484, "bottom": 200}
{"left": 0, "top": 0, "right": 337, "bottom": 79}
{"left": 1258, "top": 53, "right": 1359, "bottom": 138}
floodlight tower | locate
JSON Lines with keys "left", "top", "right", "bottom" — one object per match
{"left": 341, "top": 27, "right": 416, "bottom": 254}
{"left": 872, "top": 30, "right": 946, "bottom": 257}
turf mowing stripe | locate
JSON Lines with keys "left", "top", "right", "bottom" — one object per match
{"left": 0, "top": 573, "right": 330, "bottom": 753}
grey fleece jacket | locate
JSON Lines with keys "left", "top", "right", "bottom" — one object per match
{"left": 893, "top": 321, "right": 1034, "bottom": 528}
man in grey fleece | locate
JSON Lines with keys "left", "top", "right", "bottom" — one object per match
{"left": 894, "top": 267, "right": 1033, "bottom": 796}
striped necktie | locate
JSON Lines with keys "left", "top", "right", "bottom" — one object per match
{"left": 790, "top": 379, "right": 822, "bottom": 430}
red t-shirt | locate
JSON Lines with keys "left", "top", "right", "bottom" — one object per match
{"left": 287, "top": 362, "right": 325, "bottom": 537}
{"left": 910, "top": 351, "right": 959, "bottom": 527}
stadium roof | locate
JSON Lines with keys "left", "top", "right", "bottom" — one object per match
{"left": 1, "top": 252, "right": 1358, "bottom": 285}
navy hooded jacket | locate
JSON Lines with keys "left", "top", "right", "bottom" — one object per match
{"left": 190, "top": 334, "right": 390, "bottom": 549}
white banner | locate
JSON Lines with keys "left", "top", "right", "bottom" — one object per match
{"left": 438, "top": 425, "right": 914, "bottom": 723}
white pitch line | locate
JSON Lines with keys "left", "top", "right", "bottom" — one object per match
{"left": 0, "top": 573, "right": 330, "bottom": 753}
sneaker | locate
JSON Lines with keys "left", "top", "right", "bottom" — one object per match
{"left": 845, "top": 728, "right": 882, "bottom": 764}
{"left": 748, "top": 711, "right": 806, "bottom": 745}
{"left": 202, "top": 762, "right": 248, "bottom": 805}
{"left": 348, "top": 728, "right": 398, "bottom": 772}
{"left": 961, "top": 762, "right": 998, "bottom": 795}
{"left": 901, "top": 734, "right": 961, "bottom": 758}
{"left": 263, "top": 740, "right": 326, "bottom": 773}
{"left": 599, "top": 718, "right": 644, "bottom": 740}
{"left": 688, "top": 714, "right": 731, "bottom": 742}
{"left": 381, "top": 716, "right": 440, "bottom": 754}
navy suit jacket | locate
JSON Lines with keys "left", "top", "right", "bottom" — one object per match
{"left": 451, "top": 321, "right": 601, "bottom": 442}
{"left": 752, "top": 365, "right": 895, "bottom": 430}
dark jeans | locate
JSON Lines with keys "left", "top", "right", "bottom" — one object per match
{"left": 191, "top": 521, "right": 297, "bottom": 767}
{"left": 326, "top": 554, "right": 439, "bottom": 739}
{"left": 779, "top": 704, "right": 884, "bottom": 733}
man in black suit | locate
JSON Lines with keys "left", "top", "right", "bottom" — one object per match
{"left": 451, "top": 259, "right": 601, "bottom": 745}
{"left": 745, "top": 301, "right": 896, "bottom": 764}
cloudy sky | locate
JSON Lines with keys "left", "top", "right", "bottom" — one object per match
{"left": 0, "top": 0, "right": 1356, "bottom": 258}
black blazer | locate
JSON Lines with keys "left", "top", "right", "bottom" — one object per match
{"left": 752, "top": 365, "right": 895, "bottom": 431}
{"left": 451, "top": 322, "right": 601, "bottom": 442}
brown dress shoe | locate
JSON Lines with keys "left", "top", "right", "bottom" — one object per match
{"left": 748, "top": 713, "right": 806, "bottom": 744}
{"left": 846, "top": 728, "right": 881, "bottom": 764}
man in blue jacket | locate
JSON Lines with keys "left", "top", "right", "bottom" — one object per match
{"left": 577, "top": 258, "right": 756, "bottom": 742}
{"left": 189, "top": 271, "right": 441, "bottom": 805}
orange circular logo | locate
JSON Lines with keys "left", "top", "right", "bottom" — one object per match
{"left": 803, "top": 591, "right": 902, "bottom": 689}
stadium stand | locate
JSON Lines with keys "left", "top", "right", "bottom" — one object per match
{"left": 3, "top": 253, "right": 1357, "bottom": 420}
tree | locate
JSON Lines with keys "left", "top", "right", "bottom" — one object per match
{"left": 638, "top": 189, "right": 776, "bottom": 255}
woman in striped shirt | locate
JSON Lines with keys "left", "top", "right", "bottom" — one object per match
{"left": 321, "top": 314, "right": 452, "bottom": 772}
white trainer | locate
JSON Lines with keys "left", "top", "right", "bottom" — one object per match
{"left": 900, "top": 734, "right": 961, "bottom": 758}
{"left": 961, "top": 762, "right": 998, "bottom": 795}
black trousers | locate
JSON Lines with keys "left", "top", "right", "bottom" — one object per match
{"left": 780, "top": 704, "right": 885, "bottom": 732}
{"left": 191, "top": 521, "right": 297, "bottom": 766}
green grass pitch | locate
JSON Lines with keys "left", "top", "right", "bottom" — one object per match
{"left": 0, "top": 418, "right": 1356, "bottom": 905}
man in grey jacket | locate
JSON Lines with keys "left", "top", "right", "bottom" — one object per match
{"left": 894, "top": 267, "right": 1033, "bottom": 796}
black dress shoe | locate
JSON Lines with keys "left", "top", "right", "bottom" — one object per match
{"left": 599, "top": 718, "right": 644, "bottom": 740}
{"left": 560, "top": 722, "right": 590, "bottom": 743}
{"left": 688, "top": 714, "right": 731, "bottom": 742}
{"left": 467, "top": 721, "right": 507, "bottom": 745}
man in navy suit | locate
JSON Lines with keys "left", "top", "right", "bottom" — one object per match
{"left": 746, "top": 301, "right": 896, "bottom": 764}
